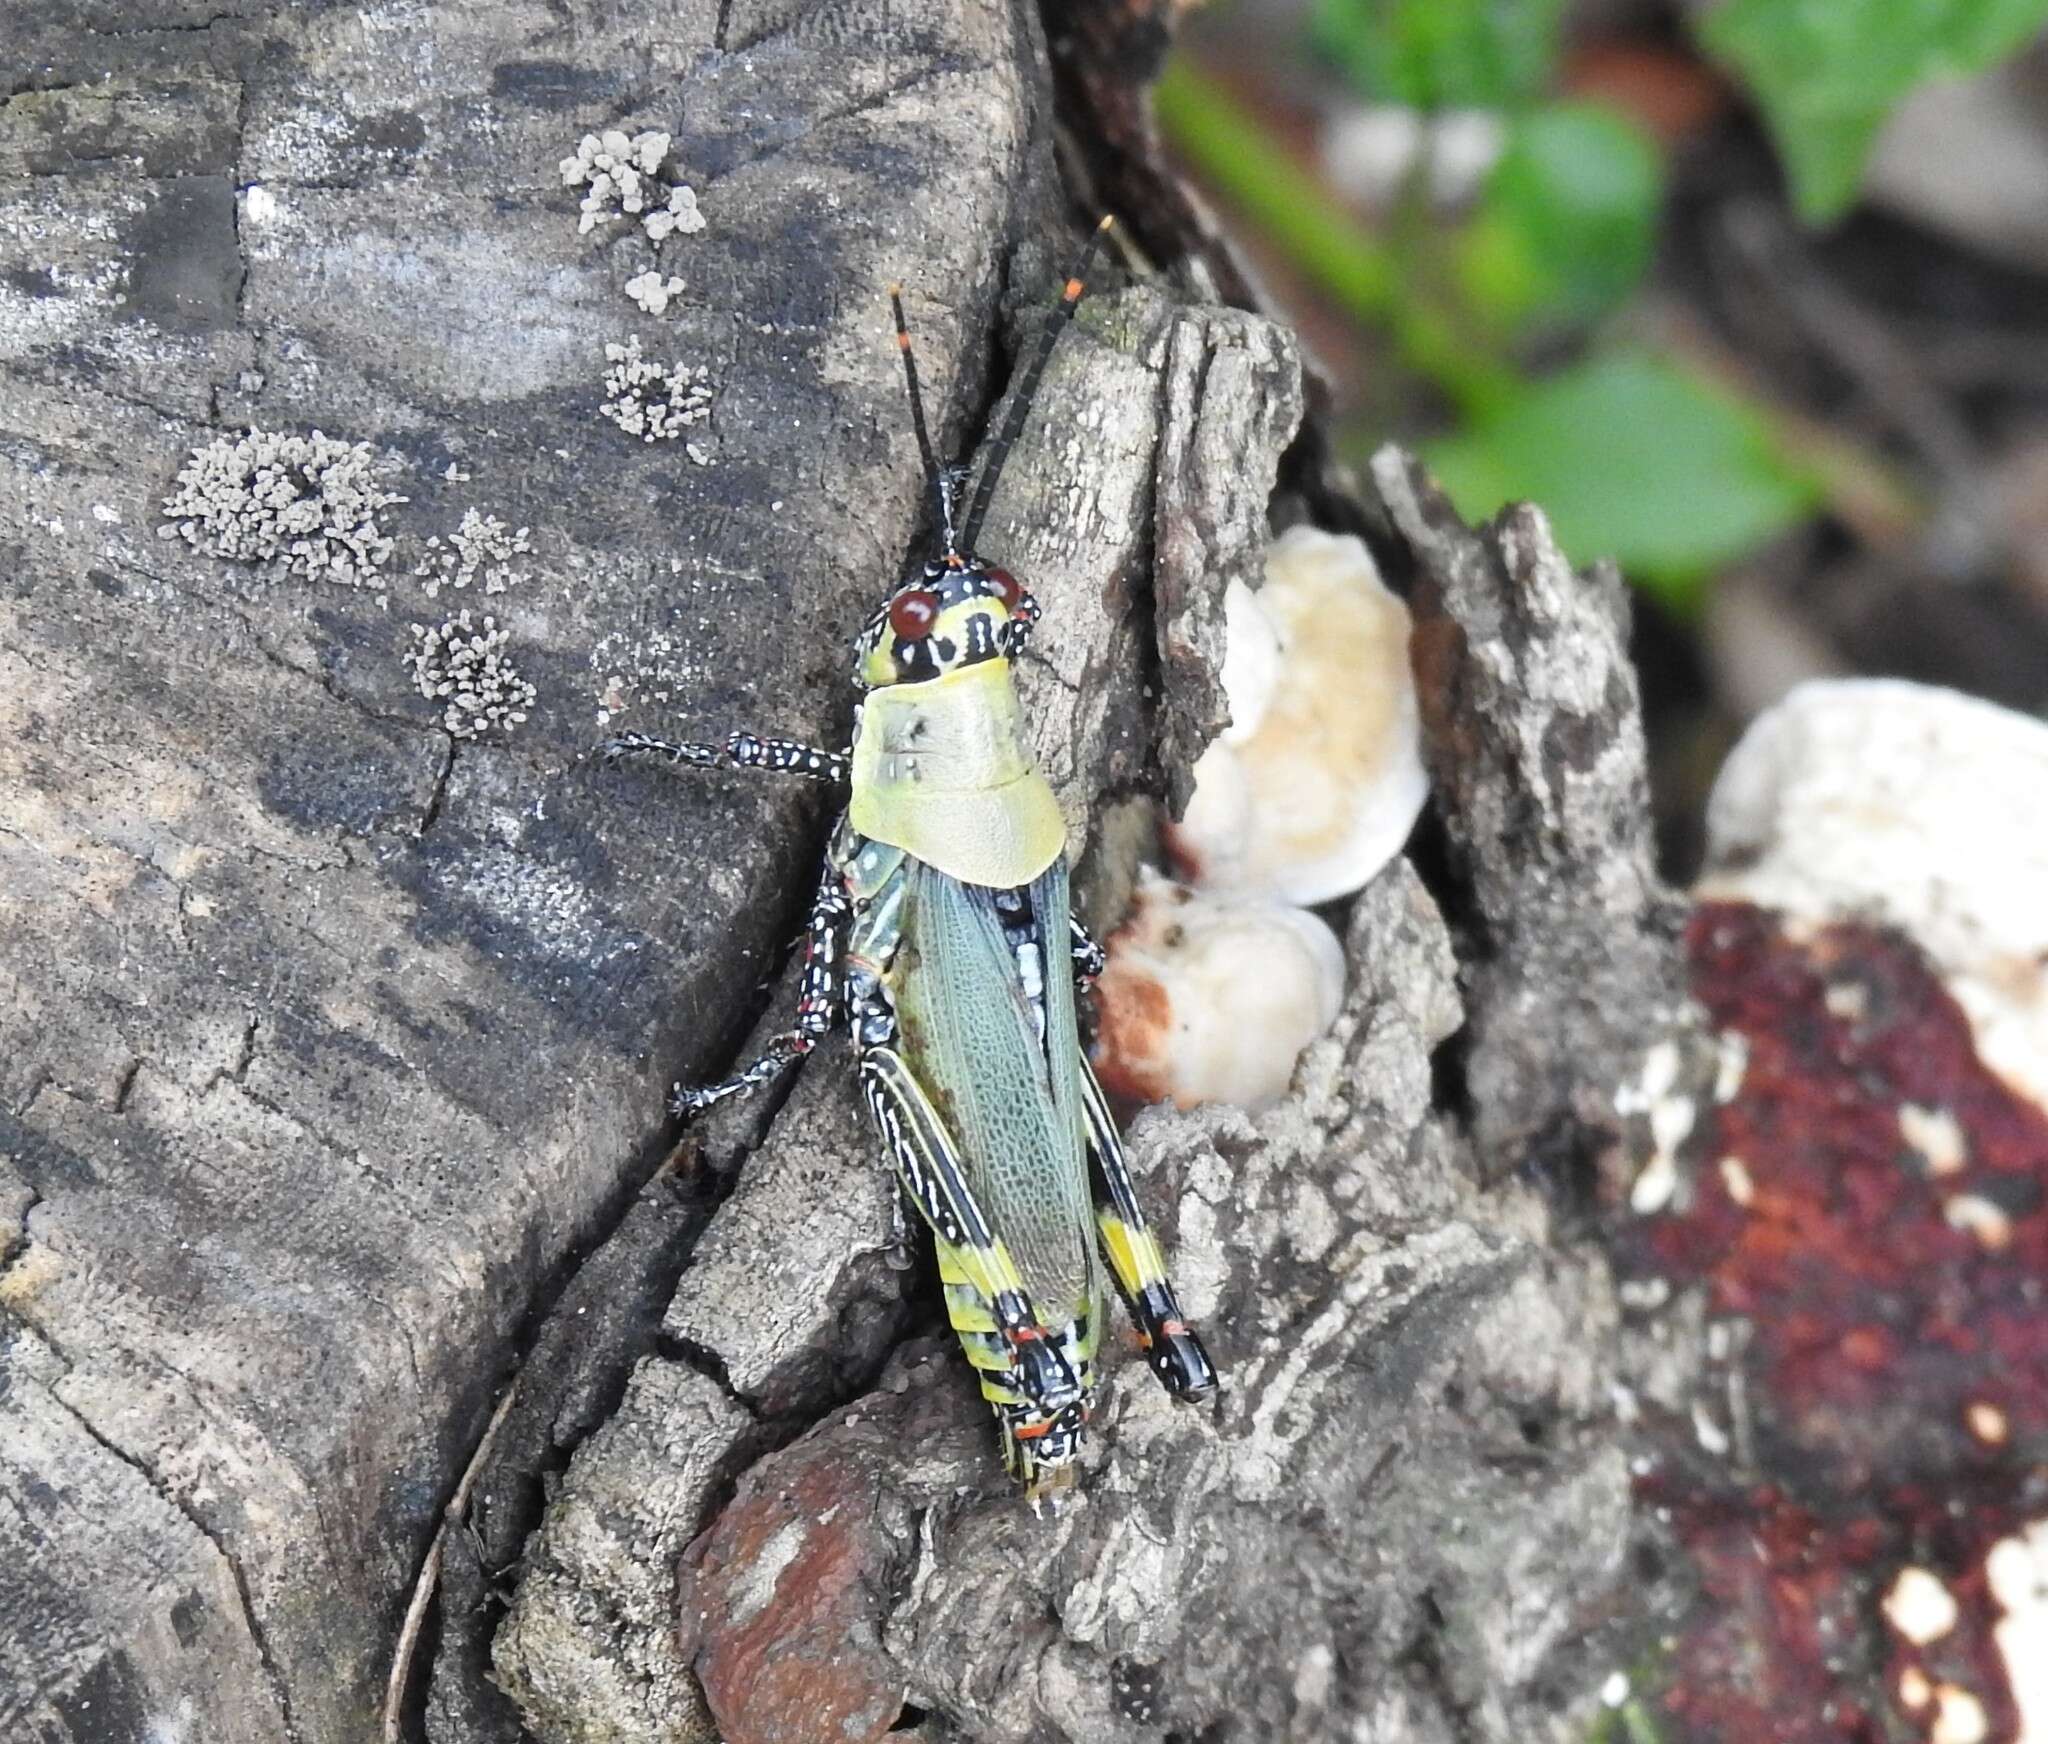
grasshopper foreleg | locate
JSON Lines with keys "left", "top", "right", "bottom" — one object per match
{"left": 1077, "top": 1053, "right": 1218, "bottom": 1401}
{"left": 603, "top": 728, "right": 848, "bottom": 785}
{"left": 670, "top": 863, "right": 850, "bottom": 1118}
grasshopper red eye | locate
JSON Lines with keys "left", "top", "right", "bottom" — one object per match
{"left": 889, "top": 588, "right": 940, "bottom": 641}
{"left": 985, "top": 566, "right": 1024, "bottom": 610}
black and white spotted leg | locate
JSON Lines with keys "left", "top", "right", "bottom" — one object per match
{"left": 602, "top": 728, "right": 848, "bottom": 785}
{"left": 1077, "top": 1051, "right": 1218, "bottom": 1402}
{"left": 883, "top": 1178, "right": 918, "bottom": 1273}
{"left": 1069, "top": 915, "right": 1107, "bottom": 983}
{"left": 857, "top": 1044, "right": 1082, "bottom": 1408}
{"left": 670, "top": 862, "right": 851, "bottom": 1118}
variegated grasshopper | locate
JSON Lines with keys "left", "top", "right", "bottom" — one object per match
{"left": 603, "top": 219, "right": 1216, "bottom": 1504}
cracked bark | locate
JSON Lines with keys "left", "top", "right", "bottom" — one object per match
{"left": 3, "top": 3, "right": 1675, "bottom": 1742}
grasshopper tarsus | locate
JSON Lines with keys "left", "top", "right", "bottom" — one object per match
{"left": 668, "top": 1030, "right": 813, "bottom": 1120}
{"left": 600, "top": 730, "right": 724, "bottom": 769}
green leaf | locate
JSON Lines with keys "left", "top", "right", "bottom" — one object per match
{"left": 1311, "top": 0, "right": 1567, "bottom": 109}
{"left": 1421, "top": 351, "right": 1823, "bottom": 609}
{"left": 1456, "top": 103, "right": 1663, "bottom": 336}
{"left": 1697, "top": 0, "right": 2048, "bottom": 222}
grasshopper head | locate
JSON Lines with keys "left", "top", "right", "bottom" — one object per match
{"left": 854, "top": 556, "right": 1039, "bottom": 690}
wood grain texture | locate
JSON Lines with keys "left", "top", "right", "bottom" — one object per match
{"left": 1, "top": 1, "right": 1053, "bottom": 1736}
{"left": 1, "top": 4, "right": 1690, "bottom": 1741}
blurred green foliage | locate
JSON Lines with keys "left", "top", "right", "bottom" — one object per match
{"left": 1311, "top": 0, "right": 1567, "bottom": 108}
{"left": 1160, "top": 0, "right": 2048, "bottom": 612}
{"left": 1424, "top": 352, "right": 1823, "bottom": 602}
{"left": 1158, "top": 56, "right": 1761, "bottom": 606}
{"left": 1698, "top": 0, "right": 2048, "bottom": 222}
{"left": 1454, "top": 103, "right": 1660, "bottom": 338}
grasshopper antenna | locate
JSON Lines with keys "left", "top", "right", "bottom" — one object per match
{"left": 888, "top": 283, "right": 958, "bottom": 556}
{"left": 957, "top": 214, "right": 1114, "bottom": 553}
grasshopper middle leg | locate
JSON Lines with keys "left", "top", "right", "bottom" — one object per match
{"left": 671, "top": 859, "right": 850, "bottom": 1117}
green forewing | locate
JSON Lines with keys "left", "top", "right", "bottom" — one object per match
{"left": 891, "top": 858, "right": 1099, "bottom": 1321}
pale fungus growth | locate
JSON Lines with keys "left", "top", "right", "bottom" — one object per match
{"left": 1899, "top": 1102, "right": 1968, "bottom": 1176}
{"left": 624, "top": 270, "right": 686, "bottom": 315}
{"left": 415, "top": 508, "right": 533, "bottom": 599}
{"left": 158, "top": 427, "right": 406, "bottom": 587}
{"left": 405, "top": 611, "right": 537, "bottom": 738}
{"left": 1169, "top": 524, "right": 1428, "bottom": 905}
{"left": 599, "top": 337, "right": 713, "bottom": 444}
{"left": 559, "top": 130, "right": 706, "bottom": 240}
{"left": 1700, "top": 680, "right": 2048, "bottom": 1114}
{"left": 1215, "top": 576, "right": 1282, "bottom": 745}
{"left": 1986, "top": 1519, "right": 2048, "bottom": 1741}
{"left": 1883, "top": 1566, "right": 1961, "bottom": 1646}
{"left": 1929, "top": 1685, "right": 1990, "bottom": 1744}
{"left": 1091, "top": 868, "right": 1346, "bottom": 1111}
{"left": 1966, "top": 1400, "right": 2009, "bottom": 1445}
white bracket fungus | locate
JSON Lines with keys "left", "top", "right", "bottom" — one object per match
{"left": 1170, "top": 524, "right": 1429, "bottom": 905}
{"left": 158, "top": 427, "right": 407, "bottom": 588}
{"left": 600, "top": 337, "right": 713, "bottom": 445}
{"left": 1699, "top": 679, "right": 2048, "bottom": 1115}
{"left": 415, "top": 508, "right": 533, "bottom": 599}
{"left": 1092, "top": 869, "right": 1347, "bottom": 1111}
{"left": 560, "top": 130, "right": 706, "bottom": 240}
{"left": 406, "top": 611, "right": 537, "bottom": 739}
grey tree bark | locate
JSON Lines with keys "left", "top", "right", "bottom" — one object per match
{"left": 0, "top": 5, "right": 1676, "bottom": 1743}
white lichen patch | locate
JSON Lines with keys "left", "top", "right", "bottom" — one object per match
{"left": 1883, "top": 1566, "right": 1961, "bottom": 1645}
{"left": 158, "top": 428, "right": 406, "bottom": 587}
{"left": 600, "top": 337, "right": 713, "bottom": 444}
{"left": 1900, "top": 1102, "right": 1969, "bottom": 1176}
{"left": 1966, "top": 1400, "right": 2010, "bottom": 1445}
{"left": 1617, "top": 1276, "right": 1670, "bottom": 1312}
{"left": 1987, "top": 1519, "right": 2048, "bottom": 1743}
{"left": 414, "top": 508, "right": 533, "bottom": 599}
{"left": 1943, "top": 1193, "right": 2013, "bottom": 1250}
{"left": 405, "top": 611, "right": 536, "bottom": 738}
{"left": 1825, "top": 980, "right": 1870, "bottom": 1023}
{"left": 624, "top": 270, "right": 685, "bottom": 315}
{"left": 1617, "top": 1040, "right": 1698, "bottom": 1216}
{"left": 1690, "top": 1400, "right": 1731, "bottom": 1458}
{"left": 1931, "top": 1685, "right": 1991, "bottom": 1744}
{"left": 1713, "top": 1030, "right": 1749, "bottom": 1104}
{"left": 559, "top": 129, "right": 706, "bottom": 240}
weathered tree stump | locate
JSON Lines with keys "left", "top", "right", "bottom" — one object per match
{"left": 1, "top": 5, "right": 1685, "bottom": 1742}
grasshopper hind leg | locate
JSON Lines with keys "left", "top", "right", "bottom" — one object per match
{"left": 855, "top": 1045, "right": 1083, "bottom": 1409}
{"left": 936, "top": 1251, "right": 1094, "bottom": 1506}
{"left": 1077, "top": 1054, "right": 1219, "bottom": 1402}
